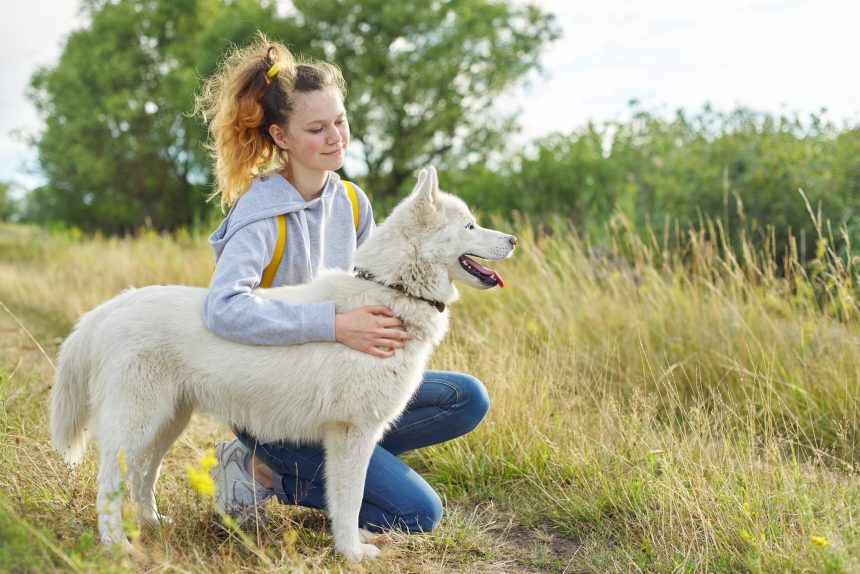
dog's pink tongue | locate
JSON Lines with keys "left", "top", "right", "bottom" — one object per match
{"left": 467, "top": 257, "right": 505, "bottom": 288}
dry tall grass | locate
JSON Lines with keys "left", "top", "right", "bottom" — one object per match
{"left": 0, "top": 217, "right": 857, "bottom": 573}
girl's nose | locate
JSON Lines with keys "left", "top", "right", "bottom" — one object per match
{"left": 326, "top": 125, "right": 342, "bottom": 144}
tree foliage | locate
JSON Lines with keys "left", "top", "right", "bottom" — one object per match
{"left": 27, "top": 0, "right": 274, "bottom": 233}
{"left": 279, "top": 0, "right": 560, "bottom": 201}
{"left": 0, "top": 182, "right": 13, "bottom": 221}
{"left": 452, "top": 106, "right": 860, "bottom": 254}
{"left": 26, "top": 0, "right": 558, "bottom": 232}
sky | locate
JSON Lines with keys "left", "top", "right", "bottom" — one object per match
{"left": 1, "top": 0, "right": 859, "bottom": 192}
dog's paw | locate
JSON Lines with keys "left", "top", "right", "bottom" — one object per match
{"left": 341, "top": 542, "right": 381, "bottom": 562}
{"left": 358, "top": 527, "right": 376, "bottom": 544}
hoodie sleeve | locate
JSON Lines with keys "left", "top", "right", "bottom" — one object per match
{"left": 203, "top": 217, "right": 336, "bottom": 345}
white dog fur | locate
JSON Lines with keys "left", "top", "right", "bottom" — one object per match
{"left": 49, "top": 167, "right": 516, "bottom": 561}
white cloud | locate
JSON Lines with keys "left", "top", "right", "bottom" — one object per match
{"left": 506, "top": 0, "right": 860, "bottom": 142}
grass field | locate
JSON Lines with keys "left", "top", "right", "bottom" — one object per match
{"left": 0, "top": 218, "right": 857, "bottom": 573}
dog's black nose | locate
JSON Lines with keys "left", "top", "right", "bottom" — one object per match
{"left": 509, "top": 235, "right": 518, "bottom": 246}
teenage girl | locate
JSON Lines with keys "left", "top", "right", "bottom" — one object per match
{"left": 195, "top": 34, "right": 489, "bottom": 533}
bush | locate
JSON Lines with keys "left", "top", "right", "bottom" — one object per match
{"left": 451, "top": 106, "right": 860, "bottom": 256}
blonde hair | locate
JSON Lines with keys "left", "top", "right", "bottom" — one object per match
{"left": 194, "top": 32, "right": 347, "bottom": 210}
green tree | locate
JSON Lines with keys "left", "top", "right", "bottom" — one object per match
{"left": 27, "top": 0, "right": 247, "bottom": 233}
{"left": 27, "top": 0, "right": 558, "bottom": 232}
{"left": 279, "top": 0, "right": 560, "bottom": 204}
{"left": 0, "top": 182, "right": 13, "bottom": 221}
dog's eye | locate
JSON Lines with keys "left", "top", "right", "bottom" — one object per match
{"left": 466, "top": 223, "right": 475, "bottom": 230}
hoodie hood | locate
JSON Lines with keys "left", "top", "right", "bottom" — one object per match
{"left": 209, "top": 171, "right": 341, "bottom": 260}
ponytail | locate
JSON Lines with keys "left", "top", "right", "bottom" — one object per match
{"left": 195, "top": 32, "right": 346, "bottom": 211}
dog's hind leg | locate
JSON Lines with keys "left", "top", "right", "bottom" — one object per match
{"left": 96, "top": 438, "right": 131, "bottom": 548}
{"left": 137, "top": 401, "right": 193, "bottom": 527}
{"left": 322, "top": 423, "right": 380, "bottom": 561}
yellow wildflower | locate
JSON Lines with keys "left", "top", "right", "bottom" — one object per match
{"left": 739, "top": 529, "right": 753, "bottom": 544}
{"left": 199, "top": 448, "right": 218, "bottom": 473}
{"left": 186, "top": 464, "right": 215, "bottom": 497}
{"left": 810, "top": 534, "right": 830, "bottom": 548}
{"left": 186, "top": 449, "right": 218, "bottom": 497}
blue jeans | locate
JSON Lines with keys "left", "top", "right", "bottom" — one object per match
{"left": 235, "top": 371, "right": 489, "bottom": 533}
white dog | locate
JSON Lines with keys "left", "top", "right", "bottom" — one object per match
{"left": 50, "top": 167, "right": 516, "bottom": 561}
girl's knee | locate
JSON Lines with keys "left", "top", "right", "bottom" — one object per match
{"left": 364, "top": 486, "right": 443, "bottom": 534}
{"left": 467, "top": 374, "right": 490, "bottom": 410}
{"left": 454, "top": 373, "right": 490, "bottom": 428}
{"left": 420, "top": 488, "right": 444, "bottom": 531}
{"left": 404, "top": 487, "right": 443, "bottom": 533}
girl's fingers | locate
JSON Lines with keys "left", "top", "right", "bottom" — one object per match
{"left": 370, "top": 335, "right": 405, "bottom": 351}
{"left": 377, "top": 315, "right": 406, "bottom": 328}
{"left": 375, "top": 329, "right": 410, "bottom": 344}
{"left": 367, "top": 305, "right": 395, "bottom": 316}
{"left": 379, "top": 328, "right": 411, "bottom": 340}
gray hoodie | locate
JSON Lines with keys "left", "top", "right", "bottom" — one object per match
{"left": 203, "top": 171, "right": 374, "bottom": 345}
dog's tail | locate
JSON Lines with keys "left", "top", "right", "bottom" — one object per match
{"left": 50, "top": 312, "right": 97, "bottom": 464}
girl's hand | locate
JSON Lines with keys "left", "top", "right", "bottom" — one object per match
{"left": 335, "top": 306, "right": 413, "bottom": 358}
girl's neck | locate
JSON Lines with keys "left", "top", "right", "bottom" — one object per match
{"left": 285, "top": 165, "right": 329, "bottom": 201}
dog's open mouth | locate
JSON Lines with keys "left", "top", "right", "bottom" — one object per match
{"left": 459, "top": 255, "right": 505, "bottom": 288}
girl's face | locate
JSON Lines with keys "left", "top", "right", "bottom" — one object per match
{"left": 279, "top": 88, "right": 349, "bottom": 177}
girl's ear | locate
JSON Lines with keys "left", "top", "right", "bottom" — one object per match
{"left": 269, "top": 124, "right": 289, "bottom": 150}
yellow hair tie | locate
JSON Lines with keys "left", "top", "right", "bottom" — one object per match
{"left": 266, "top": 63, "right": 281, "bottom": 79}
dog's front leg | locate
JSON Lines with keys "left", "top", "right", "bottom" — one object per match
{"left": 322, "top": 423, "right": 380, "bottom": 561}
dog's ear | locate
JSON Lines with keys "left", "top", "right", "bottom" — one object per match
{"left": 411, "top": 167, "right": 440, "bottom": 217}
{"left": 415, "top": 166, "right": 440, "bottom": 198}
{"left": 427, "top": 166, "right": 439, "bottom": 200}
{"left": 411, "top": 168, "right": 429, "bottom": 198}
{"left": 426, "top": 166, "right": 437, "bottom": 188}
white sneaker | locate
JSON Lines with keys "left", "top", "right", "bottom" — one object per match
{"left": 211, "top": 439, "right": 274, "bottom": 524}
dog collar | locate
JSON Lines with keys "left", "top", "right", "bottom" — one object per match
{"left": 353, "top": 269, "right": 446, "bottom": 313}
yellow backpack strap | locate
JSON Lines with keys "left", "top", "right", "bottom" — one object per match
{"left": 260, "top": 214, "right": 287, "bottom": 288}
{"left": 342, "top": 180, "right": 360, "bottom": 230}
{"left": 222, "top": 183, "right": 357, "bottom": 290}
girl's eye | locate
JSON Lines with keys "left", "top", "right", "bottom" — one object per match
{"left": 310, "top": 127, "right": 324, "bottom": 134}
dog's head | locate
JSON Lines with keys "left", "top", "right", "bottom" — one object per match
{"left": 355, "top": 167, "right": 517, "bottom": 302}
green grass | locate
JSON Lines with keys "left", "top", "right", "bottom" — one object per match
{"left": 0, "top": 219, "right": 858, "bottom": 572}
